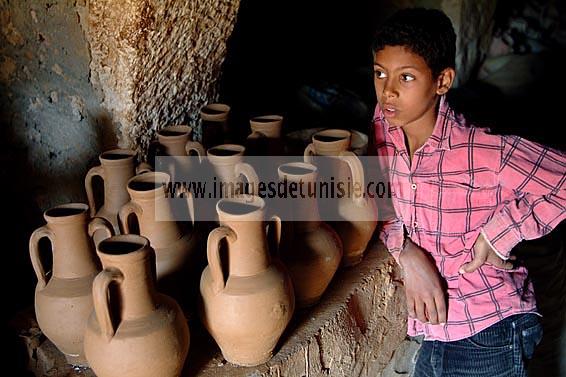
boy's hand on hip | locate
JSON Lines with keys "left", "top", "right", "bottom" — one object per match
{"left": 399, "top": 239, "right": 447, "bottom": 325}
{"left": 459, "top": 232, "right": 515, "bottom": 274}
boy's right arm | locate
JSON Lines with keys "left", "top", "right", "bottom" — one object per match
{"left": 398, "top": 239, "right": 447, "bottom": 325}
{"left": 379, "top": 220, "right": 447, "bottom": 325}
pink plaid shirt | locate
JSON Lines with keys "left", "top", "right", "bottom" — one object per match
{"left": 375, "top": 96, "right": 566, "bottom": 341}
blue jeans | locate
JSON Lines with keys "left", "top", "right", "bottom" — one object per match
{"left": 413, "top": 314, "right": 543, "bottom": 377}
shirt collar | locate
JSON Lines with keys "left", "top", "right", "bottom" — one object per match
{"left": 375, "top": 95, "right": 453, "bottom": 151}
{"left": 428, "top": 95, "right": 453, "bottom": 151}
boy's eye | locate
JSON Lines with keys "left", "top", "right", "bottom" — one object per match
{"left": 401, "top": 74, "right": 415, "bottom": 82}
{"left": 374, "top": 70, "right": 386, "bottom": 79}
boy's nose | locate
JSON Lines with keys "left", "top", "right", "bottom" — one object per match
{"left": 382, "top": 80, "right": 398, "bottom": 99}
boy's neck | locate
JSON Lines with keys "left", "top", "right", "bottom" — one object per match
{"left": 401, "top": 98, "right": 440, "bottom": 158}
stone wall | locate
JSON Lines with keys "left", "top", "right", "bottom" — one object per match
{"left": 0, "top": 0, "right": 241, "bottom": 210}
{"left": 0, "top": 0, "right": 108, "bottom": 209}
{"left": 86, "top": 0, "right": 241, "bottom": 156}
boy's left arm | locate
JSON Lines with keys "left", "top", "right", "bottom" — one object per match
{"left": 479, "top": 135, "right": 565, "bottom": 259}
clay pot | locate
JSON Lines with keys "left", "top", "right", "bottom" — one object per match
{"left": 207, "top": 144, "right": 259, "bottom": 197}
{"left": 303, "top": 130, "right": 377, "bottom": 266}
{"left": 278, "top": 162, "right": 342, "bottom": 307}
{"left": 153, "top": 125, "right": 205, "bottom": 184}
{"left": 247, "top": 115, "right": 284, "bottom": 155}
{"left": 334, "top": 151, "right": 378, "bottom": 266}
{"left": 248, "top": 115, "right": 283, "bottom": 139}
{"left": 156, "top": 125, "right": 205, "bottom": 157}
{"left": 118, "top": 172, "right": 198, "bottom": 284}
{"left": 200, "top": 195, "right": 294, "bottom": 366}
{"left": 285, "top": 128, "right": 368, "bottom": 156}
{"left": 84, "top": 234, "right": 189, "bottom": 377}
{"left": 304, "top": 128, "right": 351, "bottom": 158}
{"left": 29, "top": 203, "right": 113, "bottom": 366}
{"left": 85, "top": 148, "right": 152, "bottom": 235}
{"left": 200, "top": 103, "right": 230, "bottom": 148}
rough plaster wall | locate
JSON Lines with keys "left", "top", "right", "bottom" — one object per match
{"left": 86, "top": 0, "right": 241, "bottom": 157}
{"left": 0, "top": 0, "right": 113, "bottom": 210}
{"left": 442, "top": 0, "right": 496, "bottom": 86}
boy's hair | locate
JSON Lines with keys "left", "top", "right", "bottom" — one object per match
{"left": 372, "top": 8, "right": 456, "bottom": 77}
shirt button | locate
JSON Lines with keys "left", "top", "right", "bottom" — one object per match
{"left": 411, "top": 183, "right": 417, "bottom": 190}
{"left": 413, "top": 221, "right": 418, "bottom": 228}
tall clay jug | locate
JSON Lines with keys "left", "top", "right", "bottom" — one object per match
{"left": 152, "top": 125, "right": 206, "bottom": 189}
{"left": 85, "top": 148, "right": 151, "bottom": 235}
{"left": 303, "top": 128, "right": 352, "bottom": 195}
{"left": 200, "top": 195, "right": 294, "bottom": 366}
{"left": 84, "top": 234, "right": 189, "bottom": 377}
{"left": 247, "top": 115, "right": 284, "bottom": 155}
{"left": 304, "top": 130, "right": 377, "bottom": 266}
{"left": 303, "top": 128, "right": 351, "bottom": 160}
{"left": 156, "top": 125, "right": 205, "bottom": 157}
{"left": 335, "top": 151, "right": 378, "bottom": 266}
{"left": 29, "top": 203, "right": 113, "bottom": 365}
{"left": 200, "top": 103, "right": 230, "bottom": 148}
{"left": 118, "top": 172, "right": 198, "bottom": 284}
{"left": 278, "top": 162, "right": 342, "bottom": 307}
{"left": 207, "top": 144, "right": 259, "bottom": 197}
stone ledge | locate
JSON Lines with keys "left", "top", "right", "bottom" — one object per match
{"left": 15, "top": 241, "right": 407, "bottom": 377}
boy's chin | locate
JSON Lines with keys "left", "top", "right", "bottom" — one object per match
{"left": 386, "top": 119, "right": 403, "bottom": 127}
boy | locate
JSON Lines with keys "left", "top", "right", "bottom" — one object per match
{"left": 373, "top": 8, "right": 565, "bottom": 377}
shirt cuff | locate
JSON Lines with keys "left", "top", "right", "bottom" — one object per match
{"left": 480, "top": 229, "right": 507, "bottom": 260}
{"left": 481, "top": 214, "right": 523, "bottom": 258}
{"left": 379, "top": 222, "right": 405, "bottom": 264}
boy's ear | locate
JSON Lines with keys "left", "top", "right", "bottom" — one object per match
{"left": 435, "top": 67, "right": 456, "bottom": 95}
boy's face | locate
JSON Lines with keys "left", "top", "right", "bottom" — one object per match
{"left": 373, "top": 45, "right": 449, "bottom": 129}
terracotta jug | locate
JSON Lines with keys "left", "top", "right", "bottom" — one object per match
{"left": 303, "top": 128, "right": 352, "bottom": 196}
{"left": 247, "top": 115, "right": 284, "bottom": 155}
{"left": 334, "top": 151, "right": 378, "bottom": 266}
{"left": 29, "top": 203, "right": 113, "bottom": 365}
{"left": 304, "top": 128, "right": 351, "bottom": 159}
{"left": 248, "top": 115, "right": 283, "bottom": 139}
{"left": 85, "top": 148, "right": 152, "bottom": 235}
{"left": 118, "top": 172, "right": 198, "bottom": 283}
{"left": 303, "top": 130, "right": 377, "bottom": 266}
{"left": 84, "top": 234, "right": 189, "bottom": 377}
{"left": 153, "top": 125, "right": 205, "bottom": 185}
{"left": 156, "top": 125, "right": 205, "bottom": 157}
{"left": 200, "top": 195, "right": 294, "bottom": 366}
{"left": 278, "top": 162, "right": 343, "bottom": 307}
{"left": 207, "top": 144, "right": 259, "bottom": 197}
{"left": 200, "top": 103, "right": 230, "bottom": 148}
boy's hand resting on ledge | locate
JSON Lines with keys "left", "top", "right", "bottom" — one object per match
{"left": 399, "top": 239, "right": 447, "bottom": 325}
{"left": 459, "top": 232, "right": 516, "bottom": 274}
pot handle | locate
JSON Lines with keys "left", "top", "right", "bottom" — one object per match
{"left": 268, "top": 215, "right": 282, "bottom": 256}
{"left": 303, "top": 143, "right": 315, "bottom": 164}
{"left": 88, "top": 217, "right": 115, "bottom": 244}
{"left": 207, "top": 226, "right": 237, "bottom": 294}
{"left": 185, "top": 141, "right": 206, "bottom": 163}
{"left": 92, "top": 269, "right": 124, "bottom": 342}
{"left": 85, "top": 165, "right": 105, "bottom": 217}
{"left": 176, "top": 187, "right": 195, "bottom": 227}
{"left": 247, "top": 130, "right": 267, "bottom": 140}
{"left": 339, "top": 151, "right": 366, "bottom": 207}
{"left": 118, "top": 201, "right": 143, "bottom": 234}
{"left": 136, "top": 162, "right": 153, "bottom": 174}
{"left": 29, "top": 226, "right": 54, "bottom": 289}
{"left": 235, "top": 162, "right": 259, "bottom": 195}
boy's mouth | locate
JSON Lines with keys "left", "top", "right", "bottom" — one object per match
{"left": 383, "top": 105, "right": 397, "bottom": 117}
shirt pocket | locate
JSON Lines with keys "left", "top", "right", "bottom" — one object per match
{"left": 434, "top": 182, "right": 497, "bottom": 234}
